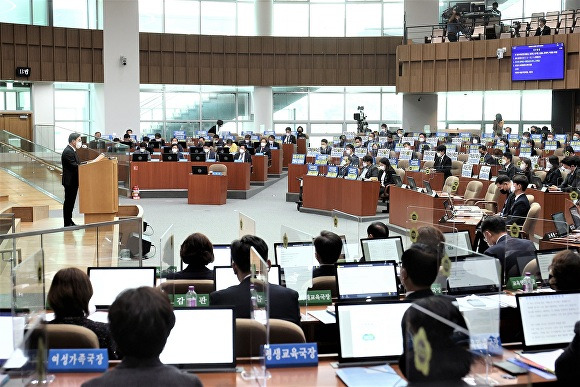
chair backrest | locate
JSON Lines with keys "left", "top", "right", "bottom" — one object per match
{"left": 423, "top": 160, "right": 434, "bottom": 170}
{"left": 512, "top": 156, "right": 521, "bottom": 167}
{"left": 46, "top": 324, "right": 100, "bottom": 349}
{"left": 484, "top": 183, "right": 500, "bottom": 212}
{"left": 269, "top": 319, "right": 306, "bottom": 344}
{"left": 526, "top": 194, "right": 535, "bottom": 205}
{"left": 522, "top": 202, "right": 541, "bottom": 237}
{"left": 395, "top": 168, "right": 406, "bottom": 180}
{"left": 235, "top": 319, "right": 267, "bottom": 357}
{"left": 209, "top": 163, "right": 228, "bottom": 176}
{"left": 457, "top": 153, "right": 469, "bottom": 162}
{"left": 432, "top": 27, "right": 444, "bottom": 37}
{"left": 398, "top": 159, "right": 409, "bottom": 170}
{"left": 534, "top": 170, "right": 547, "bottom": 182}
{"left": 522, "top": 259, "right": 540, "bottom": 278}
{"left": 554, "top": 148, "right": 565, "bottom": 156}
{"left": 442, "top": 176, "right": 459, "bottom": 194}
{"left": 451, "top": 160, "right": 463, "bottom": 176}
{"left": 159, "top": 279, "right": 215, "bottom": 295}
{"left": 310, "top": 276, "right": 338, "bottom": 298}
{"left": 464, "top": 180, "right": 483, "bottom": 200}
{"left": 500, "top": 32, "right": 512, "bottom": 39}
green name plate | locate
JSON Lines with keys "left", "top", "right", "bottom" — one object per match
{"left": 431, "top": 283, "right": 442, "bottom": 295}
{"left": 299, "top": 290, "right": 332, "bottom": 306}
{"left": 507, "top": 276, "right": 537, "bottom": 291}
{"left": 168, "top": 294, "right": 210, "bottom": 307}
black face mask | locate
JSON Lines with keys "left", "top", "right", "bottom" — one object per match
{"left": 499, "top": 188, "right": 509, "bottom": 194}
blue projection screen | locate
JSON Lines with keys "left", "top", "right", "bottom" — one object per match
{"left": 512, "top": 43, "right": 565, "bottom": 81}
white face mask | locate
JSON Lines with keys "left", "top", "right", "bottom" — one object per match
{"left": 261, "top": 142, "right": 267, "bottom": 147}
{"left": 321, "top": 144, "right": 327, "bottom": 149}
{"left": 269, "top": 141, "right": 274, "bottom": 144}
{"left": 378, "top": 165, "right": 385, "bottom": 171}
{"left": 204, "top": 148, "right": 209, "bottom": 153}
{"left": 574, "top": 136, "right": 579, "bottom": 141}
{"left": 546, "top": 162, "right": 552, "bottom": 169}
{"left": 547, "top": 137, "right": 554, "bottom": 142}
{"left": 419, "top": 138, "right": 425, "bottom": 142}
{"left": 472, "top": 139, "right": 478, "bottom": 144}
{"left": 437, "top": 152, "right": 444, "bottom": 158}
{"left": 172, "top": 148, "right": 178, "bottom": 154}
{"left": 75, "top": 140, "right": 82, "bottom": 149}
{"left": 141, "top": 148, "right": 146, "bottom": 152}
{"left": 345, "top": 149, "right": 352, "bottom": 155}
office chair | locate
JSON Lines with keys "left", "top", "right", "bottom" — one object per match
{"left": 450, "top": 161, "right": 463, "bottom": 176}
{"left": 209, "top": 163, "right": 228, "bottom": 176}
{"left": 46, "top": 325, "right": 99, "bottom": 349}
{"left": 462, "top": 181, "right": 484, "bottom": 201}
{"left": 442, "top": 176, "right": 460, "bottom": 194}
{"left": 309, "top": 276, "right": 338, "bottom": 298}
{"left": 526, "top": 194, "right": 535, "bottom": 205}
{"left": 468, "top": 183, "right": 500, "bottom": 213}
{"left": 235, "top": 319, "right": 267, "bottom": 357}
{"left": 270, "top": 319, "right": 306, "bottom": 344}
{"left": 518, "top": 202, "right": 541, "bottom": 240}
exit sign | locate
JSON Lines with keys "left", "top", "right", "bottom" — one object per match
{"left": 16, "top": 67, "right": 31, "bottom": 77}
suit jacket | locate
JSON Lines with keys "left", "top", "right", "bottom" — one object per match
{"left": 535, "top": 25, "right": 551, "bottom": 36}
{"left": 502, "top": 162, "right": 516, "bottom": 179}
{"left": 434, "top": 154, "right": 452, "bottom": 179}
{"left": 82, "top": 357, "right": 202, "bottom": 387}
{"left": 312, "top": 264, "right": 337, "bottom": 279}
{"left": 132, "top": 149, "right": 151, "bottom": 161}
{"left": 234, "top": 152, "right": 252, "bottom": 164}
{"left": 482, "top": 153, "right": 495, "bottom": 165}
{"left": 544, "top": 167, "right": 562, "bottom": 187}
{"left": 378, "top": 168, "right": 396, "bottom": 187}
{"left": 555, "top": 321, "right": 580, "bottom": 385}
{"left": 209, "top": 277, "right": 300, "bottom": 325}
{"left": 320, "top": 146, "right": 332, "bottom": 155}
{"left": 560, "top": 168, "right": 580, "bottom": 192}
{"left": 361, "top": 165, "right": 379, "bottom": 180}
{"left": 165, "top": 265, "right": 213, "bottom": 280}
{"left": 268, "top": 141, "right": 280, "bottom": 149}
{"left": 205, "top": 151, "right": 217, "bottom": 160}
{"left": 484, "top": 235, "right": 536, "bottom": 278}
{"left": 282, "top": 134, "right": 296, "bottom": 144}
{"left": 255, "top": 146, "right": 272, "bottom": 158}
{"left": 61, "top": 145, "right": 80, "bottom": 187}
{"left": 504, "top": 193, "right": 530, "bottom": 226}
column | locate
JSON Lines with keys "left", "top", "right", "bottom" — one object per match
{"left": 103, "top": 0, "right": 140, "bottom": 136}
{"left": 404, "top": 0, "right": 439, "bottom": 43}
{"left": 31, "top": 83, "right": 55, "bottom": 149}
{"left": 253, "top": 0, "right": 273, "bottom": 132}
{"left": 402, "top": 94, "right": 438, "bottom": 133}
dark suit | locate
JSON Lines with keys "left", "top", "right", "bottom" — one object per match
{"left": 360, "top": 165, "right": 379, "bottom": 181}
{"left": 234, "top": 151, "right": 252, "bottom": 164}
{"left": 268, "top": 141, "right": 280, "bottom": 149}
{"left": 210, "top": 277, "right": 300, "bottom": 325}
{"left": 320, "top": 146, "right": 332, "bottom": 155}
{"left": 378, "top": 168, "right": 396, "bottom": 187}
{"left": 555, "top": 321, "right": 580, "bottom": 385}
{"left": 560, "top": 168, "right": 580, "bottom": 192}
{"left": 434, "top": 154, "right": 452, "bottom": 179}
{"left": 282, "top": 134, "right": 296, "bottom": 144}
{"left": 482, "top": 153, "right": 495, "bottom": 165}
{"left": 165, "top": 265, "right": 213, "bottom": 280}
{"left": 502, "top": 162, "right": 516, "bottom": 179}
{"left": 255, "top": 145, "right": 272, "bottom": 159}
{"left": 61, "top": 144, "right": 80, "bottom": 227}
{"left": 544, "top": 167, "right": 562, "bottom": 187}
{"left": 205, "top": 151, "right": 217, "bottom": 160}
{"left": 504, "top": 193, "right": 530, "bottom": 227}
{"left": 312, "top": 264, "right": 337, "bottom": 279}
{"left": 484, "top": 235, "right": 536, "bottom": 278}
{"left": 535, "top": 25, "right": 551, "bottom": 36}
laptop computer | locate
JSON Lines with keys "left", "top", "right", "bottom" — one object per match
{"left": 216, "top": 147, "right": 230, "bottom": 154}
{"left": 190, "top": 152, "right": 206, "bottom": 162}
{"left": 0, "top": 314, "right": 25, "bottom": 366}
{"left": 87, "top": 267, "right": 157, "bottom": 309}
{"left": 423, "top": 180, "right": 433, "bottom": 194}
{"left": 535, "top": 248, "right": 579, "bottom": 286}
{"left": 336, "top": 261, "right": 399, "bottom": 301}
{"left": 570, "top": 205, "right": 580, "bottom": 229}
{"left": 273, "top": 241, "right": 318, "bottom": 268}
{"left": 131, "top": 153, "right": 148, "bottom": 162}
{"left": 206, "top": 244, "right": 232, "bottom": 271}
{"left": 159, "top": 307, "right": 236, "bottom": 371}
{"left": 447, "top": 256, "right": 501, "bottom": 295}
{"left": 531, "top": 175, "right": 543, "bottom": 189}
{"left": 516, "top": 291, "right": 580, "bottom": 350}
{"left": 552, "top": 212, "right": 570, "bottom": 236}
{"left": 162, "top": 153, "right": 178, "bottom": 162}
{"left": 360, "top": 237, "right": 403, "bottom": 264}
{"left": 393, "top": 175, "right": 403, "bottom": 187}
{"left": 219, "top": 154, "right": 234, "bottom": 162}
{"left": 191, "top": 165, "right": 208, "bottom": 175}
{"left": 335, "top": 301, "right": 412, "bottom": 366}
{"left": 407, "top": 176, "right": 417, "bottom": 190}
{"left": 189, "top": 146, "right": 203, "bottom": 153}
{"left": 213, "top": 265, "right": 281, "bottom": 291}
{"left": 442, "top": 231, "right": 473, "bottom": 258}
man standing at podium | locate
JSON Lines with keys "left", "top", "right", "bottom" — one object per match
{"left": 62, "top": 133, "right": 103, "bottom": 227}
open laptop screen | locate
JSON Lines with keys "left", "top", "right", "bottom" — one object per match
{"left": 447, "top": 256, "right": 500, "bottom": 294}
{"left": 570, "top": 205, "right": 580, "bottom": 229}
{"left": 552, "top": 212, "right": 569, "bottom": 236}
{"left": 517, "top": 292, "right": 580, "bottom": 350}
{"left": 87, "top": 267, "right": 156, "bottom": 309}
{"left": 336, "top": 261, "right": 398, "bottom": 300}
{"left": 274, "top": 242, "right": 317, "bottom": 268}
{"left": 360, "top": 237, "right": 403, "bottom": 264}
{"left": 336, "top": 301, "right": 411, "bottom": 363}
{"left": 442, "top": 231, "right": 473, "bottom": 258}
{"left": 160, "top": 307, "right": 235, "bottom": 369}
{"left": 207, "top": 245, "right": 232, "bottom": 270}
{"left": 536, "top": 248, "right": 578, "bottom": 285}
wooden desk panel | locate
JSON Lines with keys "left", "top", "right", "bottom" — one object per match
{"left": 302, "top": 176, "right": 380, "bottom": 217}
{"left": 406, "top": 171, "right": 445, "bottom": 191}
{"left": 251, "top": 155, "right": 268, "bottom": 182}
{"left": 187, "top": 174, "right": 227, "bottom": 205}
{"left": 297, "top": 138, "right": 307, "bottom": 154}
{"left": 288, "top": 163, "right": 308, "bottom": 193}
{"left": 527, "top": 189, "right": 571, "bottom": 237}
{"left": 282, "top": 144, "right": 296, "bottom": 167}
{"left": 269, "top": 149, "right": 283, "bottom": 174}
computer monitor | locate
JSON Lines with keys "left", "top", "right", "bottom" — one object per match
{"left": 336, "top": 261, "right": 399, "bottom": 301}
{"left": 393, "top": 175, "right": 403, "bottom": 187}
{"left": 273, "top": 242, "right": 317, "bottom": 268}
{"left": 407, "top": 177, "right": 417, "bottom": 190}
{"left": 442, "top": 231, "right": 473, "bottom": 258}
{"left": 159, "top": 307, "right": 236, "bottom": 370}
{"left": 191, "top": 165, "right": 208, "bottom": 175}
{"left": 205, "top": 244, "right": 232, "bottom": 271}
{"left": 87, "top": 267, "right": 157, "bottom": 309}
{"left": 423, "top": 180, "right": 433, "bottom": 194}
{"left": 570, "top": 205, "right": 580, "bottom": 229}
{"left": 189, "top": 146, "right": 203, "bottom": 153}
{"left": 131, "top": 153, "right": 148, "bottom": 162}
{"left": 531, "top": 175, "right": 543, "bottom": 189}
{"left": 447, "top": 256, "right": 501, "bottom": 295}
{"left": 552, "top": 212, "right": 569, "bottom": 236}
{"left": 163, "top": 146, "right": 171, "bottom": 153}
{"left": 190, "top": 152, "right": 206, "bottom": 162}
{"left": 219, "top": 154, "right": 234, "bottom": 162}
{"left": 360, "top": 237, "right": 403, "bottom": 264}
{"left": 216, "top": 147, "right": 229, "bottom": 154}
{"left": 162, "top": 153, "right": 178, "bottom": 162}
{"left": 517, "top": 291, "right": 580, "bottom": 350}
{"left": 535, "top": 248, "right": 578, "bottom": 285}
{"left": 336, "top": 301, "right": 411, "bottom": 364}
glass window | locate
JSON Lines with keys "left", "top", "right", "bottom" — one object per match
{"left": 53, "top": 0, "right": 88, "bottom": 28}
{"left": 273, "top": 4, "right": 309, "bottom": 36}
{"left": 18, "top": 91, "right": 31, "bottom": 110}
{"left": 499, "top": 0, "right": 523, "bottom": 21}
{"left": 437, "top": 93, "right": 447, "bottom": 122}
{"left": 165, "top": 0, "right": 200, "bottom": 34}
{"left": 524, "top": 1, "right": 561, "bottom": 18}
{"left": 166, "top": 122, "right": 197, "bottom": 139}
{"left": 484, "top": 91, "right": 520, "bottom": 121}
{"left": 237, "top": 93, "right": 251, "bottom": 120}
{"left": 140, "top": 92, "right": 164, "bottom": 121}
{"left": 0, "top": 1, "right": 31, "bottom": 24}
{"left": 448, "top": 123, "right": 482, "bottom": 130}
{"left": 5, "top": 92, "right": 16, "bottom": 110}
{"left": 237, "top": 2, "right": 255, "bottom": 36}
{"left": 201, "top": 1, "right": 236, "bottom": 35}
{"left": 201, "top": 93, "right": 236, "bottom": 120}
{"left": 139, "top": 0, "right": 164, "bottom": 33}
{"left": 310, "top": 123, "right": 343, "bottom": 134}
{"left": 0, "top": 93, "right": 4, "bottom": 109}
{"left": 521, "top": 90, "right": 552, "bottom": 121}
{"left": 273, "top": 93, "right": 308, "bottom": 121}
{"left": 382, "top": 0, "right": 404, "bottom": 36}
{"left": 165, "top": 92, "right": 200, "bottom": 121}
{"left": 381, "top": 93, "right": 402, "bottom": 122}
{"left": 55, "top": 90, "right": 89, "bottom": 121}
{"left": 309, "top": 93, "right": 344, "bottom": 120}
{"left": 32, "top": 0, "right": 49, "bottom": 25}
{"left": 346, "top": 94, "right": 380, "bottom": 122}
{"left": 310, "top": 4, "right": 345, "bottom": 37}
{"left": 141, "top": 122, "right": 165, "bottom": 138}
{"left": 346, "top": 4, "right": 381, "bottom": 37}
{"left": 446, "top": 92, "right": 482, "bottom": 121}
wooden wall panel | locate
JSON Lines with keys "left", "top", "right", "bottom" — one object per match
{"left": 397, "top": 34, "right": 580, "bottom": 93}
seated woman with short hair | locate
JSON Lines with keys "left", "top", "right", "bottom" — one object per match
{"left": 166, "top": 233, "right": 215, "bottom": 280}
{"left": 47, "top": 268, "right": 117, "bottom": 359}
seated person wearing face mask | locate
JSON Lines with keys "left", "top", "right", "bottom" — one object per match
{"left": 338, "top": 156, "right": 355, "bottom": 177}
{"left": 203, "top": 144, "right": 217, "bottom": 160}
{"left": 500, "top": 152, "right": 516, "bottom": 179}
{"left": 433, "top": 145, "right": 452, "bottom": 179}
{"left": 343, "top": 144, "right": 359, "bottom": 168}
{"left": 267, "top": 135, "right": 280, "bottom": 149}
{"left": 500, "top": 174, "right": 530, "bottom": 227}
{"left": 402, "top": 142, "right": 419, "bottom": 160}
{"left": 255, "top": 138, "right": 272, "bottom": 159}
{"left": 169, "top": 144, "right": 184, "bottom": 159}
{"left": 169, "top": 138, "right": 184, "bottom": 152}
{"left": 545, "top": 133, "right": 561, "bottom": 149}
{"left": 235, "top": 144, "right": 252, "bottom": 164}
{"left": 320, "top": 139, "right": 332, "bottom": 155}
{"left": 518, "top": 157, "right": 533, "bottom": 183}
{"left": 550, "top": 156, "right": 580, "bottom": 192}
{"left": 358, "top": 155, "right": 379, "bottom": 181}
{"left": 133, "top": 142, "right": 151, "bottom": 161}
{"left": 544, "top": 155, "right": 562, "bottom": 187}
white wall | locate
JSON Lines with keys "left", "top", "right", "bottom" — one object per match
{"left": 253, "top": 87, "right": 273, "bottom": 132}
{"left": 404, "top": 0, "right": 439, "bottom": 43}
{"left": 402, "top": 94, "right": 438, "bottom": 132}
{"left": 103, "top": 0, "right": 140, "bottom": 136}
{"left": 31, "top": 82, "right": 55, "bottom": 149}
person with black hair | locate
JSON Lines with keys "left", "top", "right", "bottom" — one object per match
{"left": 535, "top": 17, "right": 551, "bottom": 36}
{"left": 551, "top": 156, "right": 580, "bottom": 192}
{"left": 492, "top": 113, "right": 504, "bottom": 138}
{"left": 503, "top": 174, "right": 530, "bottom": 226}
{"left": 208, "top": 119, "right": 223, "bottom": 135}
{"left": 518, "top": 157, "right": 533, "bottom": 183}
{"left": 296, "top": 126, "right": 308, "bottom": 139}
{"left": 525, "top": 138, "right": 537, "bottom": 156}
{"left": 556, "top": 321, "right": 580, "bottom": 385}
{"left": 312, "top": 231, "right": 343, "bottom": 278}
{"left": 343, "top": 144, "right": 359, "bottom": 168}
{"left": 282, "top": 127, "right": 296, "bottom": 144}
{"left": 82, "top": 287, "right": 202, "bottom": 387}
{"left": 564, "top": 145, "right": 575, "bottom": 156}
{"left": 353, "top": 136, "right": 363, "bottom": 148}
{"left": 479, "top": 145, "right": 494, "bottom": 165}
{"left": 133, "top": 142, "right": 151, "bottom": 161}
{"left": 366, "top": 221, "right": 389, "bottom": 239}
{"left": 434, "top": 145, "right": 452, "bottom": 179}
{"left": 501, "top": 151, "right": 516, "bottom": 179}
{"left": 320, "top": 139, "right": 332, "bottom": 155}
{"left": 235, "top": 144, "right": 252, "bottom": 164}
{"left": 377, "top": 158, "right": 396, "bottom": 201}
{"left": 544, "top": 155, "right": 562, "bottom": 187}
{"left": 399, "top": 247, "right": 439, "bottom": 300}
{"left": 358, "top": 155, "right": 379, "bottom": 181}
{"left": 166, "top": 233, "right": 215, "bottom": 280}
{"left": 209, "top": 235, "right": 300, "bottom": 325}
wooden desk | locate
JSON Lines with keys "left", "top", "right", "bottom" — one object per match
{"left": 251, "top": 155, "right": 268, "bottom": 182}
{"left": 288, "top": 163, "right": 308, "bottom": 193}
{"left": 302, "top": 176, "right": 380, "bottom": 217}
{"left": 527, "top": 189, "right": 571, "bottom": 237}
{"left": 187, "top": 174, "right": 227, "bottom": 205}
{"left": 130, "top": 161, "right": 251, "bottom": 191}
{"left": 269, "top": 149, "right": 283, "bottom": 175}
{"left": 406, "top": 171, "right": 445, "bottom": 191}
{"left": 282, "top": 143, "right": 296, "bottom": 167}
{"left": 297, "top": 138, "right": 307, "bottom": 154}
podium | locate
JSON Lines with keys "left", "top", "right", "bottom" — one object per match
{"left": 79, "top": 158, "right": 118, "bottom": 224}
